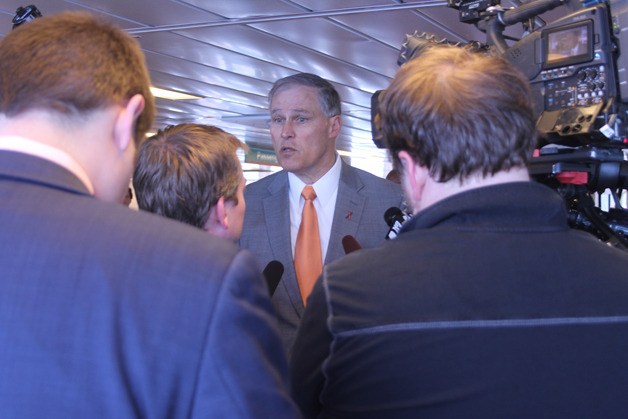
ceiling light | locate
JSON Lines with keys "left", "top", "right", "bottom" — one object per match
{"left": 150, "top": 87, "right": 203, "bottom": 100}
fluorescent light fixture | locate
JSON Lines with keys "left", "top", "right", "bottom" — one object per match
{"left": 150, "top": 86, "right": 203, "bottom": 100}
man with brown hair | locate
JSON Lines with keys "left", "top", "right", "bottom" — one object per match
{"left": 0, "top": 12, "right": 298, "bottom": 418}
{"left": 134, "top": 124, "right": 248, "bottom": 242}
{"left": 291, "top": 45, "right": 628, "bottom": 417}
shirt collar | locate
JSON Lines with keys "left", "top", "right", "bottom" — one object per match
{"left": 288, "top": 153, "right": 341, "bottom": 203}
{"left": 0, "top": 135, "right": 95, "bottom": 194}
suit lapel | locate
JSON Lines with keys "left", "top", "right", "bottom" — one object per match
{"left": 326, "top": 160, "right": 366, "bottom": 264}
{"left": 263, "top": 173, "right": 304, "bottom": 315}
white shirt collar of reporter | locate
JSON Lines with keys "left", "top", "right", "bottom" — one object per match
{"left": 0, "top": 135, "right": 95, "bottom": 194}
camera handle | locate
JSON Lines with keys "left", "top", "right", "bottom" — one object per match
{"left": 479, "top": 0, "right": 566, "bottom": 53}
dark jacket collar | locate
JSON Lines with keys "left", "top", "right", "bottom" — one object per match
{"left": 400, "top": 182, "right": 568, "bottom": 234}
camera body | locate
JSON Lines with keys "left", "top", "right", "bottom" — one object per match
{"left": 505, "top": 4, "right": 622, "bottom": 146}
{"left": 388, "top": 0, "right": 627, "bottom": 148}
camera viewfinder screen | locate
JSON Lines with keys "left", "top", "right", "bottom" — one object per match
{"left": 545, "top": 22, "right": 592, "bottom": 67}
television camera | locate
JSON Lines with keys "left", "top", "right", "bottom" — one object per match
{"left": 376, "top": 0, "right": 628, "bottom": 249}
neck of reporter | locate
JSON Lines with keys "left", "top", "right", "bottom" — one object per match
{"left": 410, "top": 168, "right": 530, "bottom": 214}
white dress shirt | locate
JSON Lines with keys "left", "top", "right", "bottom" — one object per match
{"left": 288, "top": 154, "right": 341, "bottom": 262}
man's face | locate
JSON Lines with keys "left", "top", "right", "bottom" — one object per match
{"left": 224, "top": 176, "right": 247, "bottom": 241}
{"left": 269, "top": 85, "right": 340, "bottom": 184}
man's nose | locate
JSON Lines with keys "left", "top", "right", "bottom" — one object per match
{"left": 281, "top": 120, "right": 295, "bottom": 138}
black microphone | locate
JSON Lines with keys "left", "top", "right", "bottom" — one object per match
{"left": 384, "top": 207, "right": 411, "bottom": 240}
{"left": 262, "top": 260, "right": 284, "bottom": 296}
{"left": 342, "top": 235, "right": 362, "bottom": 254}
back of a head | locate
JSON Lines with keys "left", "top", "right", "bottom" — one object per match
{"left": 133, "top": 124, "right": 246, "bottom": 229}
{"left": 380, "top": 46, "right": 537, "bottom": 182}
{"left": 0, "top": 11, "right": 155, "bottom": 141}
{"left": 269, "top": 72, "right": 342, "bottom": 118}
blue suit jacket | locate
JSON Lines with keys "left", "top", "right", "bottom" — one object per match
{"left": 240, "top": 158, "right": 403, "bottom": 354}
{"left": 0, "top": 151, "right": 300, "bottom": 418}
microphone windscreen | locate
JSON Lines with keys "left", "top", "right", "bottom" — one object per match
{"left": 342, "top": 235, "right": 362, "bottom": 254}
{"left": 384, "top": 207, "right": 404, "bottom": 227}
{"left": 262, "top": 260, "right": 284, "bottom": 296}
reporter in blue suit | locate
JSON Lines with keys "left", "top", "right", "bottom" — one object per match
{"left": 240, "top": 73, "right": 402, "bottom": 355}
{"left": 0, "top": 12, "right": 299, "bottom": 418}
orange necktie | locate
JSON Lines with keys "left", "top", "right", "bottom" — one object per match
{"left": 294, "top": 186, "right": 323, "bottom": 305}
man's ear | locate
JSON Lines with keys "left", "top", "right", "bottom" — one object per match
{"left": 113, "top": 94, "right": 145, "bottom": 152}
{"left": 205, "top": 196, "right": 229, "bottom": 234}
{"left": 328, "top": 114, "right": 342, "bottom": 139}
{"left": 397, "top": 150, "right": 428, "bottom": 211}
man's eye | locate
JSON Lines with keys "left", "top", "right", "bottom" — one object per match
{"left": 271, "top": 117, "right": 284, "bottom": 124}
{"left": 296, "top": 116, "right": 307, "bottom": 123}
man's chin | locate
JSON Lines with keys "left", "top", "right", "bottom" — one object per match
{"left": 278, "top": 158, "right": 300, "bottom": 173}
